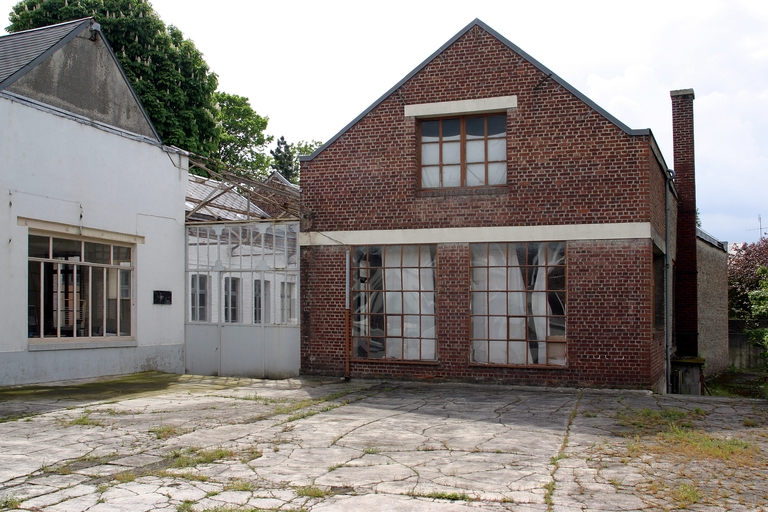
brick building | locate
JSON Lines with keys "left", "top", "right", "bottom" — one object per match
{"left": 299, "top": 19, "right": 722, "bottom": 391}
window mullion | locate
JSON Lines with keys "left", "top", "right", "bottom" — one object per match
{"left": 460, "top": 117, "right": 466, "bottom": 187}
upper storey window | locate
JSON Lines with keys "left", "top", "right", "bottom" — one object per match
{"left": 420, "top": 114, "right": 506, "bottom": 188}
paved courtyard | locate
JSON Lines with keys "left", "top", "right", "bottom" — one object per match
{"left": 0, "top": 373, "right": 766, "bottom": 511}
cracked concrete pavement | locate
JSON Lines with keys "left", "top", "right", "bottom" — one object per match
{"left": 0, "top": 373, "right": 767, "bottom": 511}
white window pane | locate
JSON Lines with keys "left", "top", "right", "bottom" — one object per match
{"left": 489, "top": 291, "right": 506, "bottom": 315}
{"left": 421, "top": 291, "right": 435, "bottom": 314}
{"left": 489, "top": 340, "right": 506, "bottom": 364}
{"left": 421, "top": 339, "right": 436, "bottom": 360}
{"left": 404, "top": 338, "right": 421, "bottom": 359}
{"left": 508, "top": 291, "right": 526, "bottom": 315}
{"left": 422, "top": 143, "right": 439, "bottom": 165}
{"left": 489, "top": 316, "right": 506, "bottom": 339}
{"left": 472, "top": 316, "right": 487, "bottom": 339}
{"left": 472, "top": 292, "right": 488, "bottom": 315}
{"left": 489, "top": 268, "right": 506, "bottom": 290}
{"left": 403, "top": 292, "right": 419, "bottom": 314}
{"left": 488, "top": 162, "right": 506, "bottom": 185}
{"left": 466, "top": 164, "right": 485, "bottom": 187}
{"left": 509, "top": 317, "right": 526, "bottom": 339}
{"left": 421, "top": 316, "right": 435, "bottom": 338}
{"left": 471, "top": 244, "right": 488, "bottom": 266}
{"left": 509, "top": 341, "right": 527, "bottom": 364}
{"left": 385, "top": 245, "right": 401, "bottom": 266}
{"left": 489, "top": 243, "right": 506, "bottom": 266}
{"left": 420, "top": 245, "right": 436, "bottom": 267}
{"left": 471, "top": 340, "right": 488, "bottom": 363}
{"left": 471, "top": 268, "right": 487, "bottom": 290}
{"left": 387, "top": 315, "right": 402, "bottom": 336}
{"left": 403, "top": 245, "right": 419, "bottom": 266}
{"left": 386, "top": 292, "right": 402, "bottom": 314}
{"left": 403, "top": 268, "right": 419, "bottom": 290}
{"left": 385, "top": 268, "right": 401, "bottom": 290}
{"left": 442, "top": 142, "right": 461, "bottom": 164}
{"left": 420, "top": 268, "right": 435, "bottom": 291}
{"left": 422, "top": 166, "right": 440, "bottom": 188}
{"left": 466, "top": 140, "right": 485, "bottom": 162}
{"left": 488, "top": 138, "right": 506, "bottom": 161}
{"left": 443, "top": 165, "right": 461, "bottom": 187}
{"left": 386, "top": 338, "right": 402, "bottom": 358}
{"left": 403, "top": 315, "right": 420, "bottom": 337}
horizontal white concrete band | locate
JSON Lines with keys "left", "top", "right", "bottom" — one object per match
{"left": 28, "top": 339, "right": 138, "bottom": 351}
{"left": 300, "top": 222, "right": 652, "bottom": 246}
{"left": 18, "top": 217, "right": 146, "bottom": 244}
{"left": 404, "top": 96, "right": 517, "bottom": 118}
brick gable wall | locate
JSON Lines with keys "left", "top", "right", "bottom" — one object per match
{"left": 300, "top": 25, "right": 669, "bottom": 390}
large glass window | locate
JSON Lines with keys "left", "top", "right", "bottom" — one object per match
{"left": 28, "top": 234, "right": 133, "bottom": 339}
{"left": 186, "top": 223, "right": 299, "bottom": 326}
{"left": 420, "top": 114, "right": 506, "bottom": 188}
{"left": 352, "top": 245, "right": 437, "bottom": 360}
{"left": 470, "top": 242, "right": 566, "bottom": 366}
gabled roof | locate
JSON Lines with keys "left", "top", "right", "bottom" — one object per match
{"left": 302, "top": 18, "right": 651, "bottom": 162}
{"left": 0, "top": 18, "right": 91, "bottom": 90}
{"left": 0, "top": 17, "right": 160, "bottom": 141}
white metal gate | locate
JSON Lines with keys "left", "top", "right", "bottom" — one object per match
{"left": 185, "top": 221, "right": 300, "bottom": 378}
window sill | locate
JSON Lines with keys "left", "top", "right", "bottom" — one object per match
{"left": 416, "top": 186, "right": 508, "bottom": 199}
{"left": 28, "top": 339, "right": 138, "bottom": 351}
{"left": 468, "top": 362, "right": 569, "bottom": 370}
{"left": 351, "top": 358, "right": 440, "bottom": 365}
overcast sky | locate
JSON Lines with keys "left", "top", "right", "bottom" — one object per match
{"left": 3, "top": 0, "right": 766, "bottom": 244}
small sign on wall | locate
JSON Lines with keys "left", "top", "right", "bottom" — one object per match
{"left": 153, "top": 290, "right": 172, "bottom": 305}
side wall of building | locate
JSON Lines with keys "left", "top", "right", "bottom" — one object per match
{"left": 697, "top": 237, "right": 729, "bottom": 376}
{"left": 0, "top": 97, "right": 187, "bottom": 386}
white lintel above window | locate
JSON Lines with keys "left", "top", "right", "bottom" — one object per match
{"left": 404, "top": 96, "right": 517, "bottom": 118}
{"left": 17, "top": 217, "right": 145, "bottom": 244}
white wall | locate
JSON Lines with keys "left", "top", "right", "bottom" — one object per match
{"left": 0, "top": 97, "right": 187, "bottom": 385}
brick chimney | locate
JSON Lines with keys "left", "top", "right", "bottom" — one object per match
{"left": 671, "top": 88, "right": 698, "bottom": 357}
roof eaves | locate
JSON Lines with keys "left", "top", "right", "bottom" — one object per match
{"left": 301, "top": 19, "right": 649, "bottom": 162}
{"left": 0, "top": 18, "right": 92, "bottom": 91}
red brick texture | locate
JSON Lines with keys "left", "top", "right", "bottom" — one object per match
{"left": 300, "top": 25, "right": 672, "bottom": 389}
{"left": 671, "top": 91, "right": 697, "bottom": 357}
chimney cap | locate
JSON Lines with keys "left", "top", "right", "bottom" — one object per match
{"left": 670, "top": 88, "right": 695, "bottom": 99}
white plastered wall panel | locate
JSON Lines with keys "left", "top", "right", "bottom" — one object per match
{"left": 0, "top": 97, "right": 187, "bottom": 385}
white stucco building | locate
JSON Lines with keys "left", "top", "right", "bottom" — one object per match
{"left": 0, "top": 18, "right": 187, "bottom": 385}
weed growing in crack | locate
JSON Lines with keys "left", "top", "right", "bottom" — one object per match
{"left": 224, "top": 480, "right": 255, "bottom": 492}
{"left": 673, "top": 483, "right": 702, "bottom": 507}
{"left": 0, "top": 495, "right": 21, "bottom": 509}
{"left": 296, "top": 485, "right": 330, "bottom": 498}
{"left": 411, "top": 490, "right": 473, "bottom": 501}
{"left": 363, "top": 447, "right": 380, "bottom": 455}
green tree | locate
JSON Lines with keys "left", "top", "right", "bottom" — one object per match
{"left": 214, "top": 92, "right": 272, "bottom": 178}
{"left": 728, "top": 238, "right": 768, "bottom": 319}
{"left": 270, "top": 137, "right": 322, "bottom": 184}
{"left": 7, "top": 0, "right": 219, "bottom": 156}
{"left": 747, "top": 266, "right": 768, "bottom": 360}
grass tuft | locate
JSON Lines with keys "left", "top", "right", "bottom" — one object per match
{"left": 296, "top": 485, "right": 330, "bottom": 498}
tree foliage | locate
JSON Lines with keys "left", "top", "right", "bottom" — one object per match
{"left": 214, "top": 92, "right": 272, "bottom": 178}
{"left": 270, "top": 137, "right": 322, "bottom": 184}
{"left": 728, "top": 238, "right": 768, "bottom": 319}
{"left": 7, "top": 0, "right": 219, "bottom": 156}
